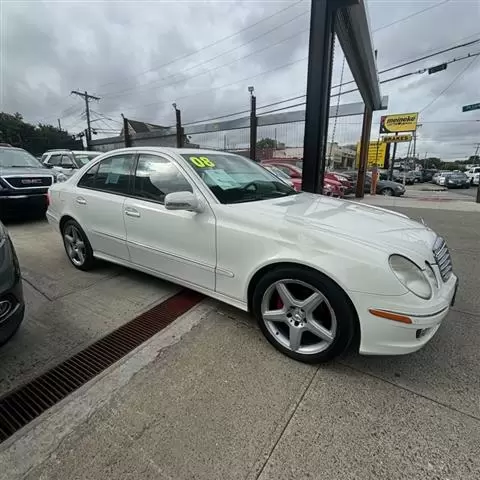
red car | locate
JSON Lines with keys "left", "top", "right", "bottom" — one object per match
{"left": 261, "top": 161, "right": 344, "bottom": 198}
{"left": 262, "top": 158, "right": 354, "bottom": 194}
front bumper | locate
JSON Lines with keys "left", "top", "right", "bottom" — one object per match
{"left": 0, "top": 193, "right": 48, "bottom": 215}
{"left": 350, "top": 273, "right": 458, "bottom": 355}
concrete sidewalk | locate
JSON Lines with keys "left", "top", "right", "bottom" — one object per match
{"left": 1, "top": 208, "right": 479, "bottom": 480}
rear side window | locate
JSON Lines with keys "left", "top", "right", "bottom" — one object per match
{"left": 48, "top": 154, "right": 62, "bottom": 166}
{"left": 78, "top": 154, "right": 135, "bottom": 194}
{"left": 133, "top": 154, "right": 192, "bottom": 204}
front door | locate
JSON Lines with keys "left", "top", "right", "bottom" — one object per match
{"left": 124, "top": 153, "right": 216, "bottom": 290}
{"left": 74, "top": 152, "right": 135, "bottom": 261}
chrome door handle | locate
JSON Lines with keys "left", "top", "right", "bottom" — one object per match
{"left": 76, "top": 197, "right": 87, "bottom": 205}
{"left": 125, "top": 208, "right": 140, "bottom": 218}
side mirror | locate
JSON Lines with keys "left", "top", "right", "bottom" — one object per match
{"left": 164, "top": 191, "right": 202, "bottom": 213}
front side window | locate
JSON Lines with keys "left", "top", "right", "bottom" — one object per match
{"left": 179, "top": 152, "right": 296, "bottom": 204}
{"left": 133, "top": 154, "right": 192, "bottom": 204}
{"left": 77, "top": 154, "right": 134, "bottom": 194}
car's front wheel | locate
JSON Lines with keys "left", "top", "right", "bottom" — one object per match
{"left": 252, "top": 267, "right": 357, "bottom": 363}
{"left": 381, "top": 187, "right": 394, "bottom": 196}
{"left": 62, "top": 219, "right": 95, "bottom": 271}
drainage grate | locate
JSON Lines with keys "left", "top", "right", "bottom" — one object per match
{"left": 0, "top": 289, "right": 203, "bottom": 444}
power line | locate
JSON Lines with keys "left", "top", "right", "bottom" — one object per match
{"left": 373, "top": 0, "right": 450, "bottom": 33}
{"left": 122, "top": 56, "right": 308, "bottom": 115}
{"left": 256, "top": 50, "right": 480, "bottom": 116}
{"left": 420, "top": 55, "right": 479, "bottom": 113}
{"left": 101, "top": 13, "right": 309, "bottom": 99}
{"left": 183, "top": 109, "right": 251, "bottom": 126}
{"left": 96, "top": 0, "right": 306, "bottom": 91}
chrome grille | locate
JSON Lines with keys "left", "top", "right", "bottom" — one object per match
{"left": 433, "top": 237, "right": 453, "bottom": 282}
{"left": 2, "top": 175, "right": 53, "bottom": 189}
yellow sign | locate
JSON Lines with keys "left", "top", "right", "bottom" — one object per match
{"left": 382, "top": 134, "right": 412, "bottom": 143}
{"left": 356, "top": 141, "right": 387, "bottom": 168}
{"left": 380, "top": 113, "right": 418, "bottom": 134}
{"left": 189, "top": 156, "right": 215, "bottom": 168}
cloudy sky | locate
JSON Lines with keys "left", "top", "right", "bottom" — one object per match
{"left": 1, "top": 0, "right": 479, "bottom": 160}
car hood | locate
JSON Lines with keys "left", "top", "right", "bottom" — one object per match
{"left": 234, "top": 193, "right": 437, "bottom": 260}
{"left": 0, "top": 167, "right": 56, "bottom": 177}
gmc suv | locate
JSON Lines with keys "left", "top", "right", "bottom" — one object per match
{"left": 0, "top": 146, "right": 65, "bottom": 218}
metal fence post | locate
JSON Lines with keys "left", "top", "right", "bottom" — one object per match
{"left": 174, "top": 104, "right": 184, "bottom": 148}
{"left": 122, "top": 115, "right": 132, "bottom": 148}
{"left": 249, "top": 91, "right": 257, "bottom": 161}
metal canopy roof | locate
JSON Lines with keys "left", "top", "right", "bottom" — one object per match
{"left": 335, "top": 0, "right": 382, "bottom": 110}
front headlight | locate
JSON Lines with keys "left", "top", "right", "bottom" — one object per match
{"left": 389, "top": 255, "right": 432, "bottom": 299}
{"left": 56, "top": 173, "right": 68, "bottom": 183}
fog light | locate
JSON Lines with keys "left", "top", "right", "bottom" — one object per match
{"left": 416, "top": 328, "right": 431, "bottom": 339}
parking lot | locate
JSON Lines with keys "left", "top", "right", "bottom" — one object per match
{"left": 0, "top": 217, "right": 179, "bottom": 396}
{"left": 1, "top": 201, "right": 479, "bottom": 479}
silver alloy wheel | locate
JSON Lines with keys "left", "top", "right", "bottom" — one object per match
{"left": 64, "top": 225, "right": 86, "bottom": 266}
{"left": 382, "top": 188, "right": 394, "bottom": 196}
{"left": 260, "top": 279, "right": 337, "bottom": 355}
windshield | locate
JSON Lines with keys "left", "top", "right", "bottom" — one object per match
{"left": 75, "top": 152, "right": 101, "bottom": 167}
{"left": 0, "top": 148, "right": 43, "bottom": 168}
{"left": 180, "top": 152, "right": 297, "bottom": 204}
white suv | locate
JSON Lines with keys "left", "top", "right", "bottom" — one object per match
{"left": 465, "top": 166, "right": 480, "bottom": 186}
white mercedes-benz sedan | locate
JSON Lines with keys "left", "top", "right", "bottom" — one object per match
{"left": 46, "top": 147, "right": 458, "bottom": 363}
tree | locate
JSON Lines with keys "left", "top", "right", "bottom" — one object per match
{"left": 468, "top": 155, "right": 480, "bottom": 164}
{"left": 256, "top": 137, "right": 276, "bottom": 149}
{"left": 0, "top": 112, "right": 82, "bottom": 155}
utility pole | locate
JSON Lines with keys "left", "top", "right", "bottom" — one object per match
{"left": 57, "top": 118, "right": 62, "bottom": 130}
{"left": 121, "top": 114, "right": 132, "bottom": 148}
{"left": 173, "top": 103, "right": 184, "bottom": 148}
{"left": 248, "top": 86, "right": 257, "bottom": 161}
{"left": 71, "top": 90, "right": 100, "bottom": 144}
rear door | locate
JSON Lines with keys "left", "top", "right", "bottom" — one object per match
{"left": 124, "top": 152, "right": 216, "bottom": 290}
{"left": 73, "top": 152, "right": 135, "bottom": 261}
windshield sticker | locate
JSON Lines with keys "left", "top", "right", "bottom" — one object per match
{"left": 204, "top": 169, "right": 238, "bottom": 189}
{"left": 189, "top": 156, "right": 216, "bottom": 168}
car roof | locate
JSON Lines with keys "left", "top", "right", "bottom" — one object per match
{"left": 46, "top": 149, "right": 100, "bottom": 154}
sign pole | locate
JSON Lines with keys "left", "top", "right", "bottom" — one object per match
{"left": 388, "top": 133, "right": 398, "bottom": 180}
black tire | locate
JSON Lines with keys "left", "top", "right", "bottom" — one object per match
{"left": 61, "top": 219, "right": 96, "bottom": 271}
{"left": 380, "top": 187, "right": 394, "bottom": 196}
{"left": 0, "top": 306, "right": 25, "bottom": 346}
{"left": 252, "top": 266, "right": 357, "bottom": 363}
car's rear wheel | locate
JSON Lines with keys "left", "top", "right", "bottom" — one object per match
{"left": 62, "top": 220, "right": 95, "bottom": 271}
{"left": 381, "top": 187, "right": 394, "bottom": 196}
{"left": 252, "top": 267, "right": 357, "bottom": 363}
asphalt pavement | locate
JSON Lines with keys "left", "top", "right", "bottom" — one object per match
{"left": 1, "top": 204, "right": 478, "bottom": 480}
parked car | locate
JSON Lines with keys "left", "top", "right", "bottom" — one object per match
{"left": 444, "top": 172, "right": 469, "bottom": 189}
{"left": 0, "top": 221, "right": 25, "bottom": 345}
{"left": 42, "top": 150, "right": 101, "bottom": 178}
{"left": 47, "top": 147, "right": 458, "bottom": 363}
{"left": 434, "top": 172, "right": 452, "bottom": 186}
{"left": 261, "top": 161, "right": 344, "bottom": 197}
{"left": 465, "top": 166, "right": 480, "bottom": 186}
{"left": 393, "top": 170, "right": 416, "bottom": 185}
{"left": 422, "top": 169, "right": 437, "bottom": 182}
{"left": 0, "top": 146, "right": 67, "bottom": 218}
{"left": 263, "top": 165, "right": 297, "bottom": 190}
{"left": 343, "top": 171, "right": 405, "bottom": 197}
{"left": 413, "top": 171, "right": 423, "bottom": 183}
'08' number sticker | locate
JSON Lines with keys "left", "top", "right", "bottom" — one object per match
{"left": 189, "top": 156, "right": 215, "bottom": 168}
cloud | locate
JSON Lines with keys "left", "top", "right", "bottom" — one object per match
{"left": 1, "top": 0, "right": 479, "bottom": 159}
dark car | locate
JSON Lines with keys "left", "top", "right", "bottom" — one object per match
{"left": 0, "top": 146, "right": 66, "bottom": 218}
{"left": 422, "top": 169, "right": 437, "bottom": 182}
{"left": 343, "top": 171, "right": 405, "bottom": 197}
{"left": 444, "top": 172, "right": 469, "bottom": 189}
{"left": 0, "top": 221, "right": 25, "bottom": 345}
